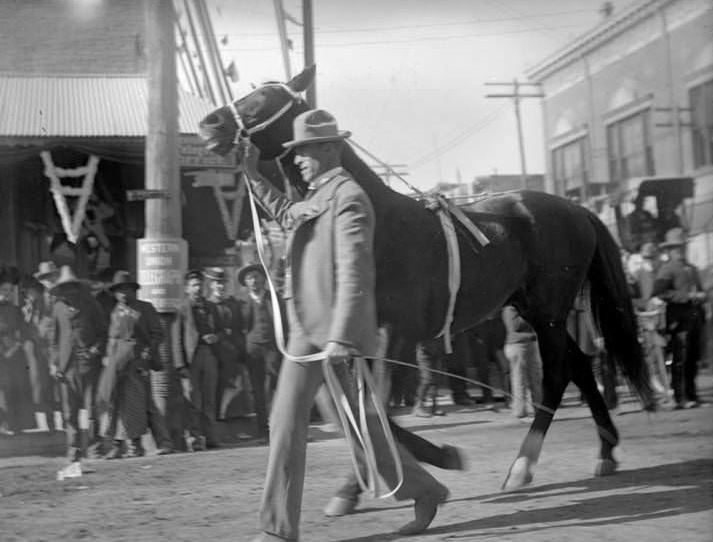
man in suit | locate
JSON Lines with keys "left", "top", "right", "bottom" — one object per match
{"left": 244, "top": 109, "right": 449, "bottom": 542}
{"left": 49, "top": 266, "right": 108, "bottom": 476}
{"left": 237, "top": 263, "right": 282, "bottom": 440}
{"left": 172, "top": 269, "right": 221, "bottom": 450}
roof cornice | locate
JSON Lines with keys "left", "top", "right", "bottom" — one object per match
{"left": 525, "top": 0, "right": 671, "bottom": 81}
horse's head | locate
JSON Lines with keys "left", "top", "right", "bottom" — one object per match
{"left": 198, "top": 66, "right": 314, "bottom": 160}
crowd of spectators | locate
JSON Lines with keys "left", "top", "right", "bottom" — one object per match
{"left": 0, "top": 224, "right": 710, "bottom": 476}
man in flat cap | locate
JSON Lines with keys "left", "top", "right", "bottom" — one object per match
{"left": 237, "top": 263, "right": 283, "bottom": 441}
{"left": 243, "top": 109, "right": 448, "bottom": 542}
{"left": 204, "top": 267, "right": 245, "bottom": 422}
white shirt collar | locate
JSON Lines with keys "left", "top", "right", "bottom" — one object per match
{"left": 307, "top": 167, "right": 344, "bottom": 191}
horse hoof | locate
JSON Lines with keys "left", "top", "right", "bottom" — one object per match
{"left": 594, "top": 458, "right": 618, "bottom": 477}
{"left": 502, "top": 457, "right": 534, "bottom": 491}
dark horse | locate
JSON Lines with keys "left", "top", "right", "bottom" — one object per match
{"left": 199, "top": 66, "right": 653, "bottom": 490}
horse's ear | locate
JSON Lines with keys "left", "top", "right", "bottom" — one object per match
{"left": 287, "top": 65, "right": 316, "bottom": 93}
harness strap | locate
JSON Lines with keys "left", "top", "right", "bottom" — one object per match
{"left": 434, "top": 203, "right": 461, "bottom": 355}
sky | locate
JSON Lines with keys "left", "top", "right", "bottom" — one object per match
{"left": 202, "top": 0, "right": 614, "bottom": 192}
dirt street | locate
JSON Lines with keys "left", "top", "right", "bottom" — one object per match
{"left": 1, "top": 378, "right": 712, "bottom": 542}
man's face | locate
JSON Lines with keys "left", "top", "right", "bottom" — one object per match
{"left": 23, "top": 287, "right": 41, "bottom": 304}
{"left": 114, "top": 285, "right": 135, "bottom": 304}
{"left": 186, "top": 278, "right": 203, "bottom": 300}
{"left": 668, "top": 246, "right": 685, "bottom": 261}
{"left": 293, "top": 142, "right": 334, "bottom": 183}
{"left": 244, "top": 271, "right": 265, "bottom": 292}
{"left": 209, "top": 279, "right": 226, "bottom": 299}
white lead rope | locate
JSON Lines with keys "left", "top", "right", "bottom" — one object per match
{"left": 243, "top": 170, "right": 403, "bottom": 499}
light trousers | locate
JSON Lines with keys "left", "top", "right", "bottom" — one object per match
{"left": 504, "top": 341, "right": 543, "bottom": 418}
{"left": 258, "top": 305, "right": 445, "bottom": 541}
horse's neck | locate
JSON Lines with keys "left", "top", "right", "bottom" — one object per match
{"left": 341, "top": 144, "right": 392, "bottom": 205}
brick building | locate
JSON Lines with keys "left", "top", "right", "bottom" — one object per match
{"left": 526, "top": 0, "right": 713, "bottom": 268}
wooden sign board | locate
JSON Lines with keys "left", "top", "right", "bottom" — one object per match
{"left": 126, "top": 189, "right": 170, "bottom": 201}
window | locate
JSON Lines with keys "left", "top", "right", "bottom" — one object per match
{"left": 552, "top": 137, "right": 588, "bottom": 199}
{"left": 689, "top": 79, "right": 713, "bottom": 168}
{"left": 606, "top": 109, "right": 654, "bottom": 184}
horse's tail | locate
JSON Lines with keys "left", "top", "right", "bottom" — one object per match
{"left": 586, "top": 212, "right": 655, "bottom": 410}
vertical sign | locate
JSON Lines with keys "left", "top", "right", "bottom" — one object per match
{"left": 137, "top": 238, "right": 187, "bottom": 312}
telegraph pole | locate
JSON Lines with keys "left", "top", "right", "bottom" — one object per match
{"left": 139, "top": 0, "right": 188, "bottom": 450}
{"left": 485, "top": 80, "right": 543, "bottom": 190}
{"left": 273, "top": 0, "right": 293, "bottom": 80}
{"left": 302, "top": 0, "right": 316, "bottom": 107}
{"left": 141, "top": 0, "right": 187, "bottom": 310}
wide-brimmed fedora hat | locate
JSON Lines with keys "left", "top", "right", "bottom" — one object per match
{"left": 108, "top": 270, "right": 140, "bottom": 291}
{"left": 282, "top": 109, "right": 351, "bottom": 149}
{"left": 204, "top": 267, "right": 227, "bottom": 282}
{"left": 49, "top": 265, "right": 80, "bottom": 295}
{"left": 34, "top": 261, "right": 59, "bottom": 280}
{"left": 660, "top": 227, "right": 686, "bottom": 249}
{"left": 237, "top": 263, "right": 266, "bottom": 286}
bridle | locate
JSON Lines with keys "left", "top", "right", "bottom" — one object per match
{"left": 226, "top": 83, "right": 303, "bottom": 146}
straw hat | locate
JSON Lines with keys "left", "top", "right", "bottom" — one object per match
{"left": 282, "top": 109, "right": 351, "bottom": 149}
{"left": 34, "top": 261, "right": 59, "bottom": 280}
{"left": 660, "top": 227, "right": 686, "bottom": 249}
{"left": 49, "top": 266, "right": 80, "bottom": 295}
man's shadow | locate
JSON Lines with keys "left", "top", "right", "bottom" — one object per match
{"left": 336, "top": 458, "right": 713, "bottom": 541}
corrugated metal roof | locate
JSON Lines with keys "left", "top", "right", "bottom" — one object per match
{"left": 0, "top": 75, "right": 216, "bottom": 137}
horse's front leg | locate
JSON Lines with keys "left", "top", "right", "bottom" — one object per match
{"left": 502, "top": 323, "right": 569, "bottom": 491}
{"left": 569, "top": 339, "right": 620, "bottom": 477}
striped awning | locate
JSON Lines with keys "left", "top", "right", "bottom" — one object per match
{"left": 0, "top": 74, "right": 216, "bottom": 138}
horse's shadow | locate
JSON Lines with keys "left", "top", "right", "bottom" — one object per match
{"left": 336, "top": 458, "right": 713, "bottom": 541}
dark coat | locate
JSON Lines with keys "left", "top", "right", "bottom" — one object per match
{"left": 50, "top": 289, "right": 108, "bottom": 373}
{"left": 209, "top": 296, "right": 245, "bottom": 365}
{"left": 171, "top": 297, "right": 220, "bottom": 369}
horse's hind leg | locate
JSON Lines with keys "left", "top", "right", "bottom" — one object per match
{"left": 502, "top": 322, "right": 569, "bottom": 491}
{"left": 568, "top": 336, "right": 620, "bottom": 477}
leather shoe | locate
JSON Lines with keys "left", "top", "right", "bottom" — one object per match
{"left": 398, "top": 486, "right": 449, "bottom": 535}
{"left": 105, "top": 446, "right": 124, "bottom": 460}
{"left": 324, "top": 496, "right": 359, "bottom": 517}
{"left": 156, "top": 447, "right": 174, "bottom": 456}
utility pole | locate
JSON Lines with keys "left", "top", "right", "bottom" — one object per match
{"left": 273, "top": 0, "right": 293, "bottom": 80}
{"left": 141, "top": 0, "right": 187, "bottom": 311}
{"left": 140, "top": 0, "right": 187, "bottom": 448}
{"left": 302, "top": 0, "right": 316, "bottom": 107}
{"left": 370, "top": 164, "right": 409, "bottom": 187}
{"left": 485, "top": 80, "right": 543, "bottom": 190}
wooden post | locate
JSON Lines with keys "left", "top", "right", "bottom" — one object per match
{"left": 303, "top": 0, "right": 316, "bottom": 108}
